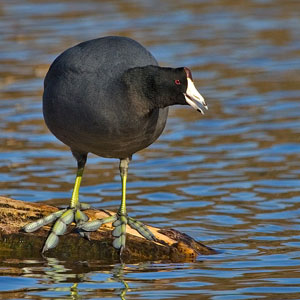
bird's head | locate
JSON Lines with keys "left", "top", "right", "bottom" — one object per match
{"left": 166, "top": 66, "right": 207, "bottom": 114}
{"left": 122, "top": 65, "right": 207, "bottom": 113}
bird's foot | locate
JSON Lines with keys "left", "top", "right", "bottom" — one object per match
{"left": 22, "top": 203, "right": 91, "bottom": 253}
{"left": 79, "top": 212, "right": 156, "bottom": 255}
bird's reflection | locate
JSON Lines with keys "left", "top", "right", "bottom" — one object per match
{"left": 43, "top": 257, "right": 128, "bottom": 300}
{"left": 111, "top": 263, "right": 129, "bottom": 300}
{"left": 70, "top": 283, "right": 81, "bottom": 300}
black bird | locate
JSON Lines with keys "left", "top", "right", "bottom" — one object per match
{"left": 24, "top": 36, "right": 207, "bottom": 254}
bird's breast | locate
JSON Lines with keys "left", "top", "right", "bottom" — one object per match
{"left": 84, "top": 107, "right": 169, "bottom": 158}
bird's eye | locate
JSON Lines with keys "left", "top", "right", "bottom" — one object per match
{"left": 175, "top": 79, "right": 181, "bottom": 85}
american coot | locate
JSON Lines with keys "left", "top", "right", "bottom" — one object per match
{"left": 24, "top": 36, "right": 207, "bottom": 255}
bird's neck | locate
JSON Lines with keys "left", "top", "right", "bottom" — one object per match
{"left": 121, "top": 66, "right": 174, "bottom": 112}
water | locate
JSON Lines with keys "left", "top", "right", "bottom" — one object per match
{"left": 1, "top": 0, "right": 300, "bottom": 298}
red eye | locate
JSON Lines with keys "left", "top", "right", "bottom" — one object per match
{"left": 175, "top": 79, "right": 181, "bottom": 85}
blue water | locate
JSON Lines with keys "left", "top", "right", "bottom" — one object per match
{"left": 1, "top": 0, "right": 300, "bottom": 299}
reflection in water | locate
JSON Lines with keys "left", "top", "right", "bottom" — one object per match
{"left": 47, "top": 260, "right": 130, "bottom": 300}
{"left": 45, "top": 258, "right": 129, "bottom": 300}
{"left": 44, "top": 258, "right": 129, "bottom": 300}
{"left": 44, "top": 257, "right": 87, "bottom": 283}
{"left": 9, "top": 258, "right": 130, "bottom": 300}
{"left": 1, "top": 0, "right": 300, "bottom": 299}
{"left": 70, "top": 283, "right": 80, "bottom": 300}
{"left": 111, "top": 264, "right": 129, "bottom": 300}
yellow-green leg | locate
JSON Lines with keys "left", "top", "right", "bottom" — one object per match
{"left": 80, "top": 157, "right": 157, "bottom": 255}
{"left": 70, "top": 166, "right": 83, "bottom": 209}
{"left": 23, "top": 153, "right": 90, "bottom": 253}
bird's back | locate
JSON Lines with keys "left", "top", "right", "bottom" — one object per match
{"left": 43, "top": 36, "right": 169, "bottom": 158}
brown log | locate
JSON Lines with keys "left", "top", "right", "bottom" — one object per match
{"left": 0, "top": 196, "right": 216, "bottom": 263}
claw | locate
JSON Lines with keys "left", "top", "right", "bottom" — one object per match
{"left": 26, "top": 206, "right": 157, "bottom": 255}
{"left": 78, "top": 219, "right": 103, "bottom": 231}
{"left": 23, "top": 218, "right": 47, "bottom": 233}
{"left": 23, "top": 206, "right": 92, "bottom": 253}
{"left": 60, "top": 209, "right": 75, "bottom": 224}
{"left": 42, "top": 232, "right": 59, "bottom": 253}
{"left": 80, "top": 203, "right": 91, "bottom": 210}
{"left": 113, "top": 234, "right": 126, "bottom": 251}
{"left": 111, "top": 214, "right": 127, "bottom": 251}
{"left": 112, "top": 224, "right": 123, "bottom": 237}
{"left": 79, "top": 215, "right": 117, "bottom": 231}
{"left": 52, "top": 219, "right": 67, "bottom": 236}
{"left": 112, "top": 219, "right": 121, "bottom": 227}
{"left": 75, "top": 209, "right": 89, "bottom": 223}
{"left": 100, "top": 214, "right": 157, "bottom": 252}
{"left": 23, "top": 209, "right": 67, "bottom": 233}
{"left": 78, "top": 230, "right": 91, "bottom": 240}
{"left": 128, "top": 217, "right": 156, "bottom": 241}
